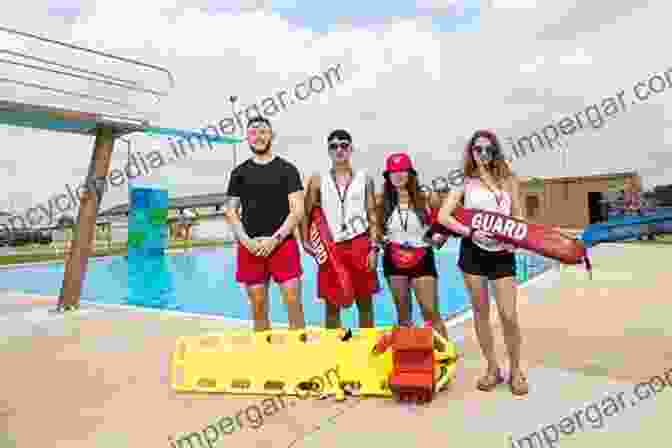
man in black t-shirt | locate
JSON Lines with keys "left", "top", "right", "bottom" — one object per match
{"left": 224, "top": 116, "right": 306, "bottom": 331}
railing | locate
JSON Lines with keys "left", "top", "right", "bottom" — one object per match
{"left": 0, "top": 25, "right": 174, "bottom": 118}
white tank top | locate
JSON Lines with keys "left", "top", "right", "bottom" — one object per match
{"left": 385, "top": 206, "right": 430, "bottom": 247}
{"left": 321, "top": 169, "right": 368, "bottom": 242}
{"left": 463, "top": 177, "right": 512, "bottom": 252}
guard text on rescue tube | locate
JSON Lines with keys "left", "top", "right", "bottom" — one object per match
{"left": 471, "top": 212, "right": 528, "bottom": 240}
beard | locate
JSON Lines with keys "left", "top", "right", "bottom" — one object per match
{"left": 249, "top": 141, "right": 271, "bottom": 154}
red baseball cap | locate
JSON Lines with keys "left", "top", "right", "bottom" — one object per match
{"left": 384, "top": 153, "right": 416, "bottom": 175}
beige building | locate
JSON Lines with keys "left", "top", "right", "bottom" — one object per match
{"left": 519, "top": 171, "right": 640, "bottom": 229}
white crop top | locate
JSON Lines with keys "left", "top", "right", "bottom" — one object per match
{"left": 385, "top": 206, "right": 430, "bottom": 247}
{"left": 459, "top": 177, "right": 512, "bottom": 252}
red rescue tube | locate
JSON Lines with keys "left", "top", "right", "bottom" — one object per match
{"left": 308, "top": 207, "right": 355, "bottom": 307}
{"left": 452, "top": 207, "right": 591, "bottom": 273}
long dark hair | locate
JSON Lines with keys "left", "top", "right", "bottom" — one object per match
{"left": 463, "top": 129, "right": 513, "bottom": 185}
{"left": 379, "top": 172, "right": 429, "bottom": 231}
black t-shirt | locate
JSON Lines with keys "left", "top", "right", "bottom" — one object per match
{"left": 226, "top": 156, "right": 303, "bottom": 238}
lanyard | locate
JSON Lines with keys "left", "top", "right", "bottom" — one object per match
{"left": 330, "top": 171, "right": 352, "bottom": 232}
{"left": 492, "top": 190, "right": 503, "bottom": 209}
{"left": 396, "top": 206, "right": 410, "bottom": 232}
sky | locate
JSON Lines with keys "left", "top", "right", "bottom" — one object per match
{"left": 0, "top": 0, "right": 671, "bottom": 221}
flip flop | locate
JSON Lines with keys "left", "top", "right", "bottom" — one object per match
{"left": 509, "top": 370, "right": 529, "bottom": 396}
{"left": 476, "top": 368, "right": 504, "bottom": 391}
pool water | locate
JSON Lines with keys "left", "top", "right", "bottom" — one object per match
{"left": 0, "top": 240, "right": 552, "bottom": 326}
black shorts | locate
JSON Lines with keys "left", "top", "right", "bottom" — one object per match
{"left": 458, "top": 237, "right": 516, "bottom": 280}
{"left": 383, "top": 246, "right": 438, "bottom": 278}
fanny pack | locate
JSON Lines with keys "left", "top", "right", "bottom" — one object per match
{"left": 387, "top": 242, "right": 427, "bottom": 269}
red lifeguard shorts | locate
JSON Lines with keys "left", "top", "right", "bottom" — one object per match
{"left": 318, "top": 234, "right": 379, "bottom": 301}
{"left": 236, "top": 237, "right": 303, "bottom": 285}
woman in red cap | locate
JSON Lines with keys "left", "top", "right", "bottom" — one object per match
{"left": 437, "top": 129, "right": 528, "bottom": 396}
{"left": 375, "top": 152, "right": 450, "bottom": 340}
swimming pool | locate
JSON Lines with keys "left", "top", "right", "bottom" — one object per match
{"left": 0, "top": 239, "right": 553, "bottom": 326}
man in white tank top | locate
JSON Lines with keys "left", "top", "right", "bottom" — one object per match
{"left": 301, "top": 129, "right": 380, "bottom": 328}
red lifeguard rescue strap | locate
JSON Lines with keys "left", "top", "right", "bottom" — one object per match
{"left": 432, "top": 207, "right": 593, "bottom": 279}
{"left": 308, "top": 207, "right": 356, "bottom": 307}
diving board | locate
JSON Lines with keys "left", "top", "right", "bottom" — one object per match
{"left": 0, "top": 100, "right": 147, "bottom": 136}
{"left": 0, "top": 25, "right": 242, "bottom": 311}
{"left": 0, "top": 24, "right": 174, "bottom": 119}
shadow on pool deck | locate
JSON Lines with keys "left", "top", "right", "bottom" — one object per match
{"left": 0, "top": 243, "right": 671, "bottom": 447}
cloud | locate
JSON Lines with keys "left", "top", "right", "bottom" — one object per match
{"left": 416, "top": 0, "right": 465, "bottom": 15}
{"left": 533, "top": 0, "right": 653, "bottom": 41}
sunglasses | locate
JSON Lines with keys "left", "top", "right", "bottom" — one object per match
{"left": 472, "top": 144, "right": 498, "bottom": 160}
{"left": 328, "top": 142, "right": 351, "bottom": 151}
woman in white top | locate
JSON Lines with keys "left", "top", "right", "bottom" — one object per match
{"left": 438, "top": 129, "right": 528, "bottom": 396}
{"left": 376, "top": 153, "right": 449, "bottom": 340}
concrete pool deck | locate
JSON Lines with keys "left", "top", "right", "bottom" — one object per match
{"left": 0, "top": 243, "right": 670, "bottom": 447}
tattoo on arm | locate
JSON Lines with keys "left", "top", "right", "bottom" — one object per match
{"left": 224, "top": 196, "right": 241, "bottom": 213}
{"left": 223, "top": 196, "right": 249, "bottom": 241}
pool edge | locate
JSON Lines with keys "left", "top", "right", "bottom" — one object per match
{"left": 2, "top": 263, "right": 560, "bottom": 329}
{"left": 444, "top": 262, "right": 561, "bottom": 329}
